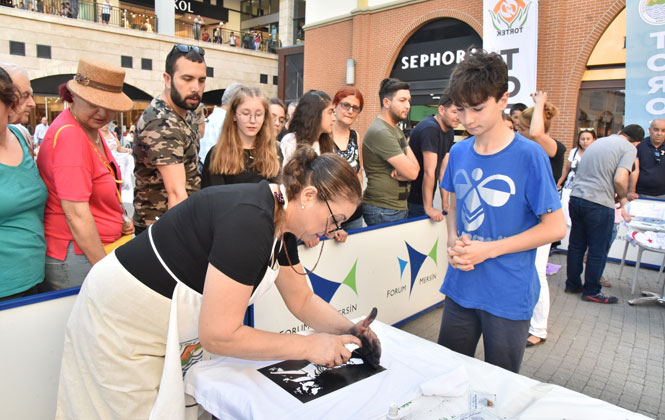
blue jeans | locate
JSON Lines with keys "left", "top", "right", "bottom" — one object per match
{"left": 341, "top": 216, "right": 364, "bottom": 231}
{"left": 437, "top": 298, "right": 530, "bottom": 374}
{"left": 566, "top": 197, "right": 614, "bottom": 296}
{"left": 407, "top": 201, "right": 426, "bottom": 218}
{"left": 45, "top": 242, "right": 93, "bottom": 291}
{"left": 362, "top": 203, "right": 407, "bottom": 227}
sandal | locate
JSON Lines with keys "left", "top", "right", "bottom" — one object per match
{"left": 526, "top": 334, "right": 546, "bottom": 347}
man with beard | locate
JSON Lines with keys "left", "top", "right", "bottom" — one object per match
{"left": 133, "top": 45, "right": 206, "bottom": 234}
{"left": 407, "top": 91, "right": 459, "bottom": 221}
{"left": 361, "top": 78, "right": 419, "bottom": 226}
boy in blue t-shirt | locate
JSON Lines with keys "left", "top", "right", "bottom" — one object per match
{"left": 437, "top": 50, "right": 566, "bottom": 373}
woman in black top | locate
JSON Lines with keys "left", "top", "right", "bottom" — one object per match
{"left": 202, "top": 86, "right": 281, "bottom": 187}
{"left": 56, "top": 147, "right": 379, "bottom": 419}
{"left": 331, "top": 86, "right": 365, "bottom": 231}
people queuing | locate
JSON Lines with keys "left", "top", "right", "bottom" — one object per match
{"left": 4, "top": 39, "right": 665, "bottom": 416}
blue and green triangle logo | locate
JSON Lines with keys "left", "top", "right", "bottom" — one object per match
{"left": 306, "top": 260, "right": 359, "bottom": 303}
{"left": 398, "top": 239, "right": 439, "bottom": 296}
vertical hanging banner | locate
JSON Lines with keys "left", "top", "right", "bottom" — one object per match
{"left": 483, "top": 0, "right": 539, "bottom": 106}
{"left": 626, "top": 0, "right": 665, "bottom": 129}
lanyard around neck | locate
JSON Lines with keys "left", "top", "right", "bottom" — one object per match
{"left": 86, "top": 134, "right": 123, "bottom": 204}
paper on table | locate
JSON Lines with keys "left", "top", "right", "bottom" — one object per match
{"left": 419, "top": 365, "right": 469, "bottom": 398}
{"left": 627, "top": 200, "right": 665, "bottom": 220}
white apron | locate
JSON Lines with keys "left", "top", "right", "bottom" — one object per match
{"left": 148, "top": 225, "right": 282, "bottom": 420}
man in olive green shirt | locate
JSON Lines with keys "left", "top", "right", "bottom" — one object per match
{"left": 362, "top": 78, "right": 420, "bottom": 226}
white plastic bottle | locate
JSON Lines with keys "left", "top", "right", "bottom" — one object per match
{"left": 386, "top": 402, "right": 399, "bottom": 420}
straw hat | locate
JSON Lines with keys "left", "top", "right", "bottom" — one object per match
{"left": 66, "top": 59, "right": 133, "bottom": 112}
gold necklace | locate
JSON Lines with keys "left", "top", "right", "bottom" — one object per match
{"left": 69, "top": 109, "right": 99, "bottom": 140}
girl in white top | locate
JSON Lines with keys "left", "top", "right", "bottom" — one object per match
{"left": 557, "top": 128, "right": 597, "bottom": 190}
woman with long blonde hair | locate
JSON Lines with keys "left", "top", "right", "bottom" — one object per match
{"left": 202, "top": 86, "right": 281, "bottom": 186}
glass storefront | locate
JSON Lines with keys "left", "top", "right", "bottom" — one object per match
{"left": 28, "top": 96, "right": 151, "bottom": 138}
{"left": 240, "top": 0, "right": 279, "bottom": 19}
{"left": 576, "top": 82, "right": 625, "bottom": 138}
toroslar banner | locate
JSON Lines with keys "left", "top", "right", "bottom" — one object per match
{"left": 626, "top": 0, "right": 665, "bottom": 129}
{"left": 482, "top": 0, "right": 539, "bottom": 107}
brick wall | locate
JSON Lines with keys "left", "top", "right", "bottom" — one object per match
{"left": 304, "top": 0, "right": 626, "bottom": 152}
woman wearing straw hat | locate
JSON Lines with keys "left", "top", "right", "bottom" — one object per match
{"left": 37, "top": 58, "right": 135, "bottom": 290}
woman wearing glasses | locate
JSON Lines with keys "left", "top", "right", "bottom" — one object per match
{"left": 331, "top": 86, "right": 365, "bottom": 230}
{"left": 56, "top": 146, "right": 380, "bottom": 419}
{"left": 37, "top": 59, "right": 134, "bottom": 291}
{"left": 201, "top": 86, "right": 281, "bottom": 187}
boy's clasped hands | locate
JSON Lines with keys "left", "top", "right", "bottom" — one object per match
{"left": 447, "top": 235, "right": 497, "bottom": 271}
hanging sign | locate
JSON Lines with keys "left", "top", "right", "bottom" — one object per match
{"left": 626, "top": 0, "right": 665, "bottom": 129}
{"left": 483, "top": 0, "right": 539, "bottom": 106}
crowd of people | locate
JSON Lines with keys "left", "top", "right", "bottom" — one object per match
{"left": 192, "top": 19, "right": 281, "bottom": 54}
{"left": 1, "top": 44, "right": 663, "bottom": 417}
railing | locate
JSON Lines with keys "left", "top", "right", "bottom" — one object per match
{"left": 11, "top": 0, "right": 284, "bottom": 52}
{"left": 174, "top": 21, "right": 282, "bottom": 53}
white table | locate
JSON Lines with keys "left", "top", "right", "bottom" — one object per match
{"left": 184, "top": 321, "right": 649, "bottom": 420}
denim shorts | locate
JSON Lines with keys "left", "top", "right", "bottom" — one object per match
{"left": 45, "top": 242, "right": 93, "bottom": 291}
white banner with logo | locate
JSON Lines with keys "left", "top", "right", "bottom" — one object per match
{"left": 252, "top": 219, "right": 448, "bottom": 333}
{"left": 483, "top": 0, "right": 539, "bottom": 106}
{"left": 626, "top": 0, "right": 665, "bottom": 129}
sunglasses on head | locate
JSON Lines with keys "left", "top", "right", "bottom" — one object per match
{"left": 579, "top": 127, "right": 594, "bottom": 132}
{"left": 173, "top": 44, "right": 205, "bottom": 57}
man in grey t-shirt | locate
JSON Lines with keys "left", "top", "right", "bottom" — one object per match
{"left": 566, "top": 125, "right": 642, "bottom": 304}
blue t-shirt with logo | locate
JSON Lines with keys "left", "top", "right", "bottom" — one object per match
{"left": 440, "top": 133, "right": 561, "bottom": 320}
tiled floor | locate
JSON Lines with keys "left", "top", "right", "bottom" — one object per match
{"left": 399, "top": 253, "right": 665, "bottom": 419}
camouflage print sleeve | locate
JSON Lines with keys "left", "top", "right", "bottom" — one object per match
{"left": 139, "top": 116, "right": 186, "bottom": 167}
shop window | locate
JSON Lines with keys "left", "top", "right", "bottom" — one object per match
{"left": 36, "top": 45, "right": 51, "bottom": 59}
{"left": 141, "top": 58, "right": 152, "bottom": 71}
{"left": 9, "top": 41, "right": 25, "bottom": 56}
{"left": 273, "top": 75, "right": 278, "bottom": 86}
{"left": 260, "top": 74, "right": 268, "bottom": 84}
{"left": 241, "top": 0, "right": 273, "bottom": 18}
{"left": 121, "top": 56, "right": 133, "bottom": 69}
{"left": 576, "top": 80, "right": 625, "bottom": 139}
{"left": 207, "top": 67, "right": 214, "bottom": 78}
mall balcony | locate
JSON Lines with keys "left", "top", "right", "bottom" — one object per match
{"left": 0, "top": 1, "right": 280, "bottom": 130}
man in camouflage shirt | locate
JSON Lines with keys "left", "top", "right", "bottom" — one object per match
{"left": 133, "top": 45, "right": 207, "bottom": 233}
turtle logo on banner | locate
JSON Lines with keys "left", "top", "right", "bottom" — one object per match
{"left": 489, "top": 0, "right": 532, "bottom": 31}
{"left": 640, "top": 0, "right": 665, "bottom": 25}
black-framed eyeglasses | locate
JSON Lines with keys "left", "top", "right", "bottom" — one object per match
{"left": 323, "top": 197, "right": 343, "bottom": 236}
{"left": 173, "top": 44, "right": 205, "bottom": 57}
